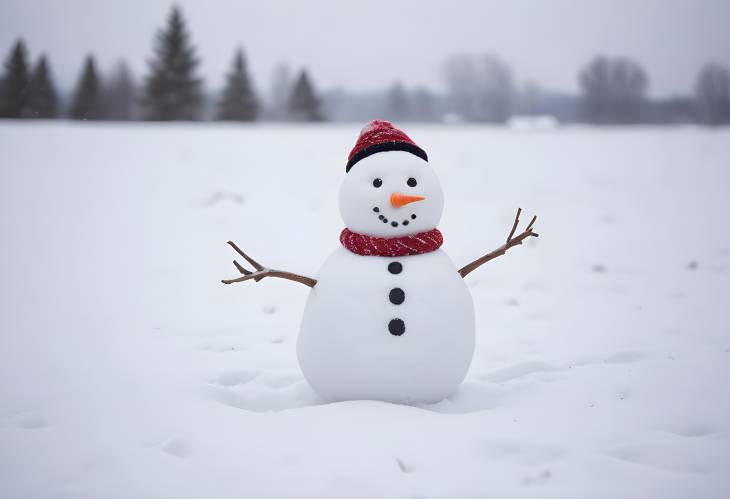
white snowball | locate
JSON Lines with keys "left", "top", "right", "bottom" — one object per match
{"left": 338, "top": 151, "right": 444, "bottom": 237}
{"left": 297, "top": 248, "right": 475, "bottom": 404}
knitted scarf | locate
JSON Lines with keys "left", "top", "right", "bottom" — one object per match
{"left": 340, "top": 228, "right": 443, "bottom": 257}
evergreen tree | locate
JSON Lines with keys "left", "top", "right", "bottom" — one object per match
{"left": 25, "top": 55, "right": 58, "bottom": 119}
{"left": 142, "top": 6, "right": 202, "bottom": 120}
{"left": 288, "top": 69, "right": 323, "bottom": 121}
{"left": 217, "top": 48, "right": 257, "bottom": 121}
{"left": 0, "top": 39, "right": 30, "bottom": 118}
{"left": 102, "top": 61, "right": 136, "bottom": 120}
{"left": 70, "top": 55, "right": 102, "bottom": 120}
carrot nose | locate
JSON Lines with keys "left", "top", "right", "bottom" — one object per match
{"left": 390, "top": 192, "right": 426, "bottom": 208}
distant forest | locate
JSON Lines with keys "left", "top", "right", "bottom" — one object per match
{"left": 1, "top": 6, "right": 729, "bottom": 125}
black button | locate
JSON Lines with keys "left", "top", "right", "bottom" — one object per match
{"left": 389, "top": 288, "right": 405, "bottom": 305}
{"left": 388, "top": 262, "right": 403, "bottom": 274}
{"left": 388, "top": 318, "right": 405, "bottom": 336}
{"left": 388, "top": 262, "right": 402, "bottom": 274}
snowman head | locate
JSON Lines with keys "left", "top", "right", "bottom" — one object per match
{"left": 339, "top": 121, "right": 444, "bottom": 237}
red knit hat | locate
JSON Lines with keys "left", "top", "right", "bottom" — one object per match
{"left": 346, "top": 120, "right": 428, "bottom": 172}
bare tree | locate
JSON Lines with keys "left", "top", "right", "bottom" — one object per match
{"left": 578, "top": 56, "right": 648, "bottom": 124}
{"left": 385, "top": 81, "right": 409, "bottom": 121}
{"left": 480, "top": 54, "right": 513, "bottom": 122}
{"left": 694, "top": 63, "right": 730, "bottom": 125}
{"left": 443, "top": 54, "right": 478, "bottom": 121}
{"left": 410, "top": 86, "right": 437, "bottom": 122}
{"left": 443, "top": 53, "right": 514, "bottom": 123}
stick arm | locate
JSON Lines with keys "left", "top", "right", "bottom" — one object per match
{"left": 458, "top": 208, "right": 539, "bottom": 278}
{"left": 221, "top": 241, "right": 317, "bottom": 288}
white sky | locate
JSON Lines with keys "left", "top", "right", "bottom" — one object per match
{"left": 1, "top": 0, "right": 728, "bottom": 96}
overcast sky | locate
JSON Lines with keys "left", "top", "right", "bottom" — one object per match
{"left": 1, "top": 0, "right": 728, "bottom": 97}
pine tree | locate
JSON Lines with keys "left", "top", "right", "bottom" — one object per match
{"left": 142, "top": 6, "right": 202, "bottom": 120}
{"left": 288, "top": 69, "right": 323, "bottom": 122}
{"left": 102, "top": 61, "right": 136, "bottom": 120}
{"left": 25, "top": 55, "right": 58, "bottom": 119}
{"left": 0, "top": 39, "right": 30, "bottom": 118}
{"left": 70, "top": 55, "right": 102, "bottom": 120}
{"left": 217, "top": 48, "right": 257, "bottom": 121}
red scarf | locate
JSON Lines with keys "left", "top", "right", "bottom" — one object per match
{"left": 340, "top": 228, "right": 443, "bottom": 257}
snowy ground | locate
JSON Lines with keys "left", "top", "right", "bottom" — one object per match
{"left": 1, "top": 122, "right": 729, "bottom": 499}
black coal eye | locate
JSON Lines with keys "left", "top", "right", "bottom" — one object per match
{"left": 407, "top": 177, "right": 417, "bottom": 187}
{"left": 372, "top": 178, "right": 383, "bottom": 188}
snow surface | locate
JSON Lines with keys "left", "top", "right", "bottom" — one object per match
{"left": 1, "top": 122, "right": 730, "bottom": 498}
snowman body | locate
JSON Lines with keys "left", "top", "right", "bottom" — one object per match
{"left": 294, "top": 144, "right": 476, "bottom": 404}
{"left": 297, "top": 247, "right": 475, "bottom": 404}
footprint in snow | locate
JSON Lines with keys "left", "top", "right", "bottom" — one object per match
{"left": 662, "top": 423, "right": 714, "bottom": 438}
{"left": 424, "top": 381, "right": 504, "bottom": 413}
{"left": 608, "top": 443, "right": 707, "bottom": 473}
{"left": 211, "top": 370, "right": 259, "bottom": 387}
{"left": 200, "top": 190, "right": 244, "bottom": 207}
{"left": 197, "top": 342, "right": 246, "bottom": 353}
{"left": 257, "top": 371, "right": 303, "bottom": 389}
{"left": 162, "top": 438, "right": 191, "bottom": 458}
{"left": 396, "top": 457, "right": 414, "bottom": 473}
{"left": 18, "top": 417, "right": 47, "bottom": 429}
{"left": 521, "top": 468, "right": 552, "bottom": 486}
{"left": 477, "top": 361, "right": 560, "bottom": 383}
{"left": 483, "top": 439, "right": 565, "bottom": 466}
{"left": 604, "top": 350, "right": 643, "bottom": 364}
{"left": 206, "top": 373, "right": 320, "bottom": 412}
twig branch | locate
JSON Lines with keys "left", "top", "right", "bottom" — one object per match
{"left": 228, "top": 241, "right": 263, "bottom": 271}
{"left": 526, "top": 215, "right": 537, "bottom": 232}
{"left": 458, "top": 208, "right": 539, "bottom": 278}
{"left": 221, "top": 241, "right": 317, "bottom": 288}
{"left": 506, "top": 207, "right": 522, "bottom": 243}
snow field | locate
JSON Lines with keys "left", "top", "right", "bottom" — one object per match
{"left": 1, "top": 122, "right": 729, "bottom": 498}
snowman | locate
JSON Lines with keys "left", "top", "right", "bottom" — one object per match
{"left": 222, "top": 120, "right": 538, "bottom": 404}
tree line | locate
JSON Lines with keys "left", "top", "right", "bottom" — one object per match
{"left": 437, "top": 53, "right": 730, "bottom": 125}
{"left": 1, "top": 6, "right": 729, "bottom": 125}
{"left": 0, "top": 7, "right": 323, "bottom": 122}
